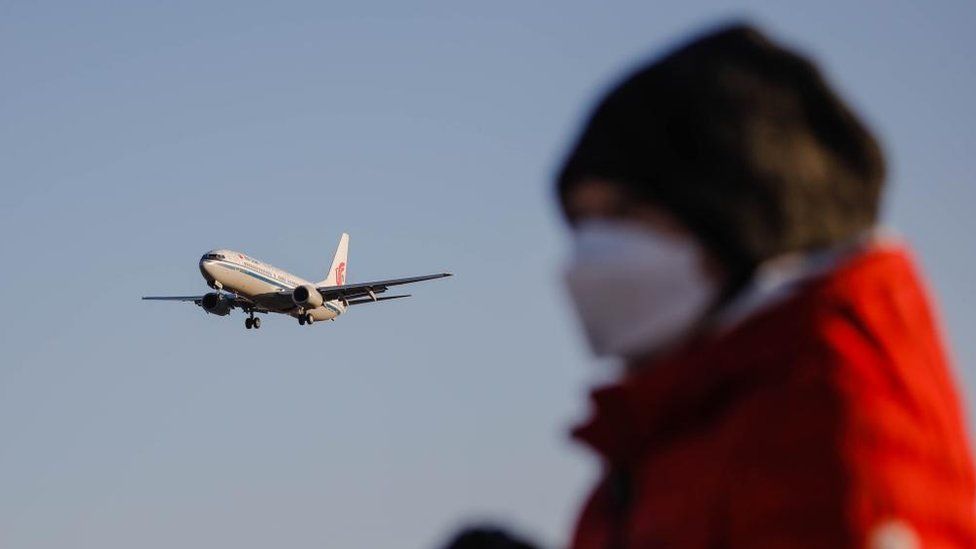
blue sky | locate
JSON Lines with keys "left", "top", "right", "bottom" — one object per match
{"left": 1, "top": 1, "right": 974, "bottom": 547}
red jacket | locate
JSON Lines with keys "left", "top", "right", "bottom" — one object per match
{"left": 570, "top": 245, "right": 976, "bottom": 548}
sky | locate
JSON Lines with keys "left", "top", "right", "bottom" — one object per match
{"left": 1, "top": 1, "right": 974, "bottom": 547}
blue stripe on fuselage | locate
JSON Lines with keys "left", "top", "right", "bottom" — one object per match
{"left": 207, "top": 259, "right": 296, "bottom": 291}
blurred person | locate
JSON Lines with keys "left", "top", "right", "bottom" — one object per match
{"left": 443, "top": 22, "right": 976, "bottom": 549}
{"left": 557, "top": 23, "right": 976, "bottom": 549}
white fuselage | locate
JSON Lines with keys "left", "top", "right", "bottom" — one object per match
{"left": 199, "top": 249, "right": 345, "bottom": 321}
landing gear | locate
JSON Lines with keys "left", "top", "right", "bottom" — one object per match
{"left": 297, "top": 313, "right": 314, "bottom": 326}
{"left": 245, "top": 310, "right": 260, "bottom": 330}
{"left": 298, "top": 315, "right": 306, "bottom": 326}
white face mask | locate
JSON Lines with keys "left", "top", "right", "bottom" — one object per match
{"left": 563, "top": 220, "right": 718, "bottom": 359}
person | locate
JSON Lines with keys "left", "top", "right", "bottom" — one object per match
{"left": 443, "top": 22, "right": 976, "bottom": 549}
{"left": 556, "top": 23, "right": 976, "bottom": 548}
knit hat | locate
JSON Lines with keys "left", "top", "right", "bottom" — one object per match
{"left": 558, "top": 23, "right": 886, "bottom": 283}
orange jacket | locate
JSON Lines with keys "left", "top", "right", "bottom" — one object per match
{"left": 570, "top": 245, "right": 976, "bottom": 548}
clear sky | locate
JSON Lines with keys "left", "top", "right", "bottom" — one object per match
{"left": 1, "top": 1, "right": 974, "bottom": 547}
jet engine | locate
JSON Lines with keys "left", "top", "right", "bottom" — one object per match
{"left": 200, "top": 292, "right": 233, "bottom": 316}
{"left": 292, "top": 284, "right": 324, "bottom": 308}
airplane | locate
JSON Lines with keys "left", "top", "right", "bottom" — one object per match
{"left": 143, "top": 233, "right": 451, "bottom": 330}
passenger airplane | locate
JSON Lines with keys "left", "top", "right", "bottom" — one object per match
{"left": 143, "top": 233, "right": 451, "bottom": 330}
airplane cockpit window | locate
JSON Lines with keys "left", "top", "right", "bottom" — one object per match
{"left": 203, "top": 253, "right": 225, "bottom": 261}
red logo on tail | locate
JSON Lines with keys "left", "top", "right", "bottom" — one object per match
{"left": 335, "top": 262, "right": 346, "bottom": 285}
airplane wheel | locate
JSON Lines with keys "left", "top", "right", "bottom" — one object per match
{"left": 245, "top": 318, "right": 253, "bottom": 329}
{"left": 252, "top": 317, "right": 261, "bottom": 329}
{"left": 298, "top": 315, "right": 306, "bottom": 326}
{"left": 305, "top": 314, "right": 314, "bottom": 325}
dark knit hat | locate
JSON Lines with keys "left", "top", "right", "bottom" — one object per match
{"left": 558, "top": 23, "right": 886, "bottom": 280}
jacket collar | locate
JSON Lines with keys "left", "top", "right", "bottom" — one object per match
{"left": 715, "top": 228, "right": 893, "bottom": 332}
{"left": 570, "top": 300, "right": 801, "bottom": 466}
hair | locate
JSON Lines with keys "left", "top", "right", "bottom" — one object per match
{"left": 557, "top": 23, "right": 886, "bottom": 289}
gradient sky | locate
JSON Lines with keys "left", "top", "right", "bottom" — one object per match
{"left": 2, "top": 1, "right": 974, "bottom": 547}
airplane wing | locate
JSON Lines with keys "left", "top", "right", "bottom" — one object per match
{"left": 142, "top": 293, "right": 262, "bottom": 310}
{"left": 316, "top": 273, "right": 451, "bottom": 302}
{"left": 346, "top": 294, "right": 411, "bottom": 306}
{"left": 248, "top": 291, "right": 298, "bottom": 312}
{"left": 142, "top": 296, "right": 206, "bottom": 302}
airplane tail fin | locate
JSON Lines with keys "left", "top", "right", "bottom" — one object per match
{"left": 318, "top": 233, "right": 349, "bottom": 286}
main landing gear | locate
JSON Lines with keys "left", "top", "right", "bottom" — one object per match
{"left": 244, "top": 310, "right": 261, "bottom": 330}
{"left": 297, "top": 313, "right": 314, "bottom": 326}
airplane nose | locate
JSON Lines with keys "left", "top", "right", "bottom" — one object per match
{"left": 199, "top": 259, "right": 216, "bottom": 281}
